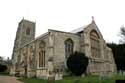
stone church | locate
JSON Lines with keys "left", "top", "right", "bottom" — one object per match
{"left": 10, "top": 17, "right": 116, "bottom": 79}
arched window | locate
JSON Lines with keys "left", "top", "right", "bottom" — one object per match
{"left": 90, "top": 30, "right": 100, "bottom": 58}
{"left": 65, "top": 38, "right": 74, "bottom": 59}
{"left": 26, "top": 28, "right": 30, "bottom": 35}
{"left": 39, "top": 41, "right": 46, "bottom": 67}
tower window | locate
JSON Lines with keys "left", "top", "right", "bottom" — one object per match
{"left": 26, "top": 28, "right": 30, "bottom": 35}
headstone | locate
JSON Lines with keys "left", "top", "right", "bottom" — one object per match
{"left": 55, "top": 73, "right": 59, "bottom": 80}
{"left": 118, "top": 70, "right": 123, "bottom": 76}
{"left": 81, "top": 74, "right": 85, "bottom": 77}
{"left": 99, "top": 73, "right": 103, "bottom": 80}
{"left": 47, "top": 73, "right": 55, "bottom": 83}
{"left": 123, "top": 71, "right": 125, "bottom": 76}
{"left": 99, "top": 72, "right": 103, "bottom": 80}
{"left": 48, "top": 76, "right": 55, "bottom": 83}
{"left": 99, "top": 72, "right": 108, "bottom": 80}
{"left": 59, "top": 74, "right": 63, "bottom": 79}
{"left": 48, "top": 61, "right": 53, "bottom": 72}
{"left": 55, "top": 73, "right": 63, "bottom": 80}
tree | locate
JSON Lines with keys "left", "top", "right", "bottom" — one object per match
{"left": 0, "top": 56, "right": 10, "bottom": 72}
{"left": 119, "top": 26, "right": 125, "bottom": 43}
{"left": 67, "top": 51, "right": 88, "bottom": 76}
{"left": 0, "top": 64, "right": 7, "bottom": 72}
{"left": 0, "top": 56, "right": 3, "bottom": 64}
{"left": 107, "top": 43, "right": 125, "bottom": 71}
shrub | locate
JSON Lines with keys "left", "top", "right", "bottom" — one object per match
{"left": 67, "top": 51, "right": 88, "bottom": 76}
{"left": 0, "top": 64, "right": 7, "bottom": 72}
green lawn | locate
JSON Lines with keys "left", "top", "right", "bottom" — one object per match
{"left": 0, "top": 72, "right": 10, "bottom": 76}
{"left": 18, "top": 75, "right": 125, "bottom": 83}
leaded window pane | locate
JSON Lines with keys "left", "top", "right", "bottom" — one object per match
{"left": 90, "top": 30, "right": 100, "bottom": 58}
{"left": 65, "top": 38, "right": 74, "bottom": 59}
{"left": 39, "top": 41, "right": 46, "bottom": 67}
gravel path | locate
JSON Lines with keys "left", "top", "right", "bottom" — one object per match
{"left": 0, "top": 76, "right": 23, "bottom": 83}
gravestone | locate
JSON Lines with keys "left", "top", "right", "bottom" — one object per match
{"left": 81, "top": 74, "right": 85, "bottom": 77}
{"left": 123, "top": 71, "right": 125, "bottom": 76}
{"left": 99, "top": 72, "right": 108, "bottom": 80}
{"left": 47, "top": 61, "right": 55, "bottom": 80}
{"left": 118, "top": 70, "right": 123, "bottom": 76}
{"left": 55, "top": 73, "right": 63, "bottom": 80}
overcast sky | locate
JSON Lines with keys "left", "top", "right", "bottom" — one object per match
{"left": 0, "top": 0, "right": 124, "bottom": 59}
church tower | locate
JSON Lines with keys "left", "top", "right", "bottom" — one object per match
{"left": 14, "top": 19, "right": 36, "bottom": 49}
{"left": 11, "top": 19, "right": 36, "bottom": 75}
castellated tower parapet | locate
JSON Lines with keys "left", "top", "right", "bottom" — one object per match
{"left": 11, "top": 19, "right": 36, "bottom": 75}
{"left": 14, "top": 19, "right": 36, "bottom": 49}
{"left": 11, "top": 19, "right": 35, "bottom": 66}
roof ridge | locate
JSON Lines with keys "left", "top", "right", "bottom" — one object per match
{"left": 71, "top": 24, "right": 89, "bottom": 33}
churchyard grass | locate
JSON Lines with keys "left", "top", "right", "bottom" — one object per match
{"left": 18, "top": 74, "right": 125, "bottom": 83}
{"left": 0, "top": 72, "right": 10, "bottom": 76}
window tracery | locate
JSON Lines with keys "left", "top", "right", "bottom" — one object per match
{"left": 64, "top": 38, "right": 74, "bottom": 59}
{"left": 90, "top": 30, "right": 100, "bottom": 58}
{"left": 39, "top": 41, "right": 46, "bottom": 67}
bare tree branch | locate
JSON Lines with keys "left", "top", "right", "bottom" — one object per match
{"left": 119, "top": 26, "right": 125, "bottom": 43}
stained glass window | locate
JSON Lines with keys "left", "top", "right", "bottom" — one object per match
{"left": 39, "top": 41, "right": 46, "bottom": 67}
{"left": 90, "top": 30, "right": 100, "bottom": 58}
{"left": 65, "top": 38, "right": 74, "bottom": 59}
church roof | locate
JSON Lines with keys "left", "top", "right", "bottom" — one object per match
{"left": 71, "top": 17, "right": 96, "bottom": 33}
{"left": 71, "top": 25, "right": 89, "bottom": 33}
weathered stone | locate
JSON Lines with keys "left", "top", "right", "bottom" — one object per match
{"left": 55, "top": 73, "right": 63, "bottom": 80}
{"left": 10, "top": 18, "right": 116, "bottom": 79}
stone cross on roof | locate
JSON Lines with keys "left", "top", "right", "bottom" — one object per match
{"left": 92, "top": 16, "right": 95, "bottom": 23}
{"left": 92, "top": 16, "right": 94, "bottom": 21}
